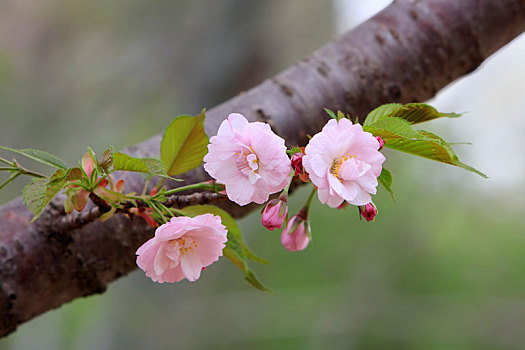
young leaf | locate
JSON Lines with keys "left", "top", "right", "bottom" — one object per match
{"left": 0, "top": 146, "right": 67, "bottom": 169}
{"left": 324, "top": 108, "right": 337, "bottom": 120}
{"left": 65, "top": 167, "right": 83, "bottom": 181}
{"left": 364, "top": 103, "right": 460, "bottom": 126}
{"left": 363, "top": 103, "right": 402, "bottom": 126}
{"left": 112, "top": 152, "right": 179, "bottom": 180}
{"left": 23, "top": 169, "right": 68, "bottom": 221}
{"left": 99, "top": 147, "right": 114, "bottom": 173}
{"left": 364, "top": 118, "right": 487, "bottom": 177}
{"left": 390, "top": 103, "right": 461, "bottom": 124}
{"left": 378, "top": 168, "right": 394, "bottom": 200}
{"left": 179, "top": 204, "right": 270, "bottom": 291}
{"left": 223, "top": 247, "right": 270, "bottom": 291}
{"left": 161, "top": 110, "right": 208, "bottom": 177}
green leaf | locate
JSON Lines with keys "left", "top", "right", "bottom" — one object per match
{"left": 99, "top": 147, "right": 114, "bottom": 173}
{"left": 364, "top": 118, "right": 487, "bottom": 178}
{"left": 378, "top": 168, "right": 394, "bottom": 200}
{"left": 179, "top": 204, "right": 270, "bottom": 291}
{"left": 364, "top": 103, "right": 460, "bottom": 126}
{"left": 0, "top": 146, "right": 67, "bottom": 169}
{"left": 65, "top": 167, "right": 83, "bottom": 181}
{"left": 112, "top": 152, "right": 179, "bottom": 180}
{"left": 23, "top": 169, "right": 68, "bottom": 221}
{"left": 286, "top": 146, "right": 303, "bottom": 155}
{"left": 223, "top": 247, "right": 270, "bottom": 291}
{"left": 161, "top": 110, "right": 209, "bottom": 176}
{"left": 390, "top": 103, "right": 461, "bottom": 124}
{"left": 324, "top": 108, "right": 337, "bottom": 120}
{"left": 364, "top": 103, "right": 402, "bottom": 126}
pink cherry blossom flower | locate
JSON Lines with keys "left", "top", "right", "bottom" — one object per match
{"left": 136, "top": 214, "right": 227, "bottom": 283}
{"left": 302, "top": 118, "right": 385, "bottom": 208}
{"left": 359, "top": 203, "right": 377, "bottom": 221}
{"left": 203, "top": 113, "right": 291, "bottom": 206}
{"left": 261, "top": 197, "right": 288, "bottom": 231}
{"left": 281, "top": 211, "right": 310, "bottom": 252}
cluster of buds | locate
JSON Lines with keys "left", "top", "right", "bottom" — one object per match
{"left": 64, "top": 152, "right": 126, "bottom": 222}
{"left": 291, "top": 147, "right": 309, "bottom": 182}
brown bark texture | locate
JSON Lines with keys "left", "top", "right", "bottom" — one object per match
{"left": 1, "top": 0, "right": 524, "bottom": 337}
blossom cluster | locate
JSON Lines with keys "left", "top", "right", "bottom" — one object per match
{"left": 136, "top": 112, "right": 385, "bottom": 284}
{"left": 204, "top": 114, "right": 384, "bottom": 251}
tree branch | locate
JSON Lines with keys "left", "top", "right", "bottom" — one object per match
{"left": 0, "top": 0, "right": 524, "bottom": 337}
{"left": 39, "top": 192, "right": 227, "bottom": 234}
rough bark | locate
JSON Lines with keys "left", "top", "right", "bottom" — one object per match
{"left": 1, "top": 0, "right": 524, "bottom": 337}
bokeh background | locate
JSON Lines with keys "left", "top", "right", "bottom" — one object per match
{"left": 1, "top": 0, "right": 525, "bottom": 349}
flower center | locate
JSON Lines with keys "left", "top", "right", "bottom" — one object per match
{"left": 331, "top": 153, "right": 356, "bottom": 180}
{"left": 172, "top": 237, "right": 198, "bottom": 256}
{"left": 235, "top": 147, "right": 262, "bottom": 184}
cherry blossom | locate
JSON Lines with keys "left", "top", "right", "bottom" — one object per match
{"left": 136, "top": 214, "right": 227, "bottom": 283}
{"left": 203, "top": 113, "right": 291, "bottom": 206}
{"left": 302, "top": 118, "right": 385, "bottom": 208}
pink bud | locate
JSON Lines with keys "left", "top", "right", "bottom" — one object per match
{"left": 281, "top": 213, "right": 310, "bottom": 251}
{"left": 359, "top": 203, "right": 377, "bottom": 222}
{"left": 98, "top": 178, "right": 109, "bottom": 188}
{"left": 81, "top": 152, "right": 95, "bottom": 178}
{"left": 113, "top": 179, "right": 125, "bottom": 193}
{"left": 261, "top": 198, "right": 288, "bottom": 231}
{"left": 376, "top": 136, "right": 385, "bottom": 150}
{"left": 291, "top": 152, "right": 304, "bottom": 175}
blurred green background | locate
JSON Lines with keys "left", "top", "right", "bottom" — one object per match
{"left": 1, "top": 1, "right": 525, "bottom": 349}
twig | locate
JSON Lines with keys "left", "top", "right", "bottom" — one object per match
{"left": 44, "top": 191, "right": 226, "bottom": 233}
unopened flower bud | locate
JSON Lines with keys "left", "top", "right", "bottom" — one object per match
{"left": 291, "top": 152, "right": 304, "bottom": 175}
{"left": 281, "top": 211, "right": 310, "bottom": 251}
{"left": 376, "top": 136, "right": 385, "bottom": 150}
{"left": 261, "top": 198, "right": 288, "bottom": 231}
{"left": 359, "top": 203, "right": 377, "bottom": 222}
{"left": 81, "top": 152, "right": 95, "bottom": 178}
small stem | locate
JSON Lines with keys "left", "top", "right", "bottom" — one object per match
{"left": 301, "top": 188, "right": 317, "bottom": 217}
{"left": 11, "top": 159, "right": 46, "bottom": 178}
{"left": 0, "top": 172, "right": 21, "bottom": 191}
{"left": 147, "top": 200, "right": 168, "bottom": 224}
{"left": 18, "top": 168, "right": 46, "bottom": 178}
{"left": 162, "top": 182, "right": 216, "bottom": 196}
{"left": 0, "top": 157, "right": 13, "bottom": 166}
{"left": 141, "top": 177, "right": 151, "bottom": 196}
{"left": 155, "top": 200, "right": 173, "bottom": 218}
{"left": 171, "top": 208, "right": 186, "bottom": 217}
{"left": 93, "top": 176, "right": 107, "bottom": 189}
{"left": 0, "top": 167, "right": 16, "bottom": 171}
